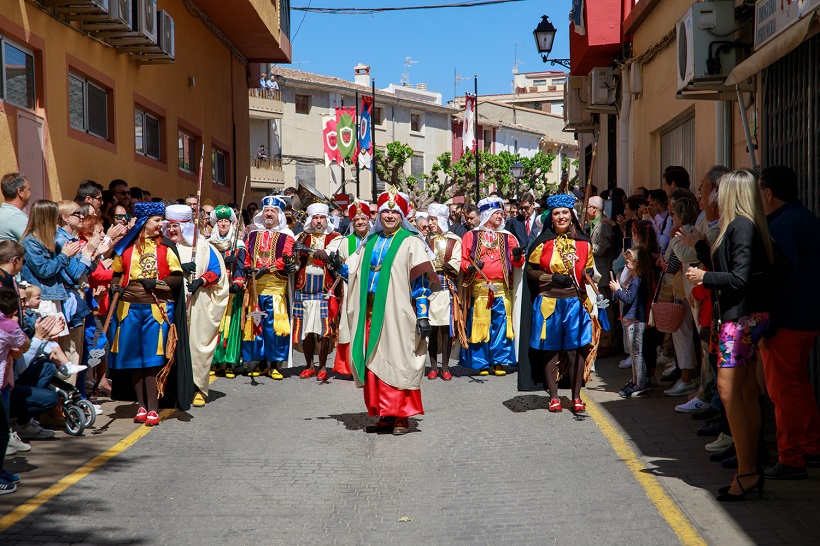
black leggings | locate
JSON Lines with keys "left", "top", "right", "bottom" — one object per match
{"left": 542, "top": 346, "right": 591, "bottom": 400}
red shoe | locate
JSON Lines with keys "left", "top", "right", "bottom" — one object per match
{"left": 441, "top": 370, "right": 453, "bottom": 381}
{"left": 549, "top": 398, "right": 562, "bottom": 412}
{"left": 572, "top": 399, "right": 586, "bottom": 413}
{"left": 427, "top": 370, "right": 438, "bottom": 380}
{"left": 300, "top": 368, "right": 317, "bottom": 379}
{"left": 317, "top": 371, "right": 328, "bottom": 382}
{"left": 145, "top": 410, "right": 160, "bottom": 426}
{"left": 134, "top": 407, "right": 148, "bottom": 423}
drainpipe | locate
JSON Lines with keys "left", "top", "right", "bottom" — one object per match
{"left": 617, "top": 65, "right": 632, "bottom": 192}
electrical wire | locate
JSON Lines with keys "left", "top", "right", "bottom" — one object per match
{"left": 292, "top": 0, "right": 313, "bottom": 42}
{"left": 293, "top": 0, "right": 524, "bottom": 15}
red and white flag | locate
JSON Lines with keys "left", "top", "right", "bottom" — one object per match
{"left": 463, "top": 93, "right": 476, "bottom": 153}
{"left": 322, "top": 114, "right": 340, "bottom": 167}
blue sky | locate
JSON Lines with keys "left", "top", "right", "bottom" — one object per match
{"left": 283, "top": 0, "right": 574, "bottom": 103}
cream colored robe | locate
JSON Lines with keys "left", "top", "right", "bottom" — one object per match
{"left": 346, "top": 234, "right": 438, "bottom": 390}
{"left": 178, "top": 236, "right": 230, "bottom": 395}
{"left": 331, "top": 232, "right": 365, "bottom": 347}
{"left": 428, "top": 232, "right": 462, "bottom": 327}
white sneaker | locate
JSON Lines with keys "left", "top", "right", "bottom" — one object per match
{"left": 675, "top": 397, "right": 708, "bottom": 413}
{"left": 57, "top": 363, "right": 88, "bottom": 377}
{"left": 619, "top": 356, "right": 633, "bottom": 369}
{"left": 5, "top": 444, "right": 16, "bottom": 457}
{"left": 14, "top": 419, "right": 56, "bottom": 440}
{"left": 93, "top": 404, "right": 103, "bottom": 415}
{"left": 8, "top": 431, "right": 31, "bottom": 452}
{"left": 657, "top": 353, "right": 674, "bottom": 366}
{"left": 705, "top": 433, "right": 734, "bottom": 452}
{"left": 664, "top": 379, "right": 697, "bottom": 397}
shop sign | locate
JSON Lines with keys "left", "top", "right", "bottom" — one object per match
{"left": 755, "top": 0, "right": 820, "bottom": 50}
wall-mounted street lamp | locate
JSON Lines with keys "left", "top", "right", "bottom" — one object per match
{"left": 533, "top": 16, "right": 571, "bottom": 69}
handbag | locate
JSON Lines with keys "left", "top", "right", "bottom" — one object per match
{"left": 649, "top": 266, "right": 686, "bottom": 333}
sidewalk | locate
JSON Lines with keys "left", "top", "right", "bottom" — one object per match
{"left": 586, "top": 354, "right": 820, "bottom": 545}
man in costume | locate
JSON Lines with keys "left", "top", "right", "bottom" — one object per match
{"left": 329, "top": 199, "right": 372, "bottom": 377}
{"left": 425, "top": 203, "right": 462, "bottom": 381}
{"left": 108, "top": 202, "right": 193, "bottom": 424}
{"left": 242, "top": 196, "right": 297, "bottom": 379}
{"left": 524, "top": 193, "right": 595, "bottom": 414}
{"left": 342, "top": 188, "right": 439, "bottom": 435}
{"left": 292, "top": 203, "right": 341, "bottom": 381}
{"left": 209, "top": 205, "right": 246, "bottom": 378}
{"left": 163, "top": 205, "right": 229, "bottom": 408}
{"left": 459, "top": 196, "right": 525, "bottom": 376}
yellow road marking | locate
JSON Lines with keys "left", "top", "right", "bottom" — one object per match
{"left": 0, "top": 376, "right": 218, "bottom": 533}
{"left": 583, "top": 392, "right": 707, "bottom": 546}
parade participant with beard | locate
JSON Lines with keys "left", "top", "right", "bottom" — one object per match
{"left": 329, "top": 200, "right": 372, "bottom": 377}
{"left": 163, "top": 205, "right": 229, "bottom": 407}
{"left": 242, "top": 196, "right": 297, "bottom": 380}
{"left": 340, "top": 187, "right": 439, "bottom": 435}
{"left": 425, "top": 203, "right": 462, "bottom": 381}
{"left": 525, "top": 193, "right": 595, "bottom": 414}
{"left": 209, "top": 205, "right": 246, "bottom": 378}
{"left": 291, "top": 203, "right": 342, "bottom": 381}
{"left": 108, "top": 202, "right": 192, "bottom": 424}
{"left": 459, "top": 196, "right": 525, "bottom": 376}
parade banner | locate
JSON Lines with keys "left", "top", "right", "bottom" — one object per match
{"left": 462, "top": 93, "right": 476, "bottom": 153}
{"left": 322, "top": 114, "right": 340, "bottom": 167}
{"left": 570, "top": 0, "right": 586, "bottom": 35}
{"left": 358, "top": 95, "right": 373, "bottom": 170}
{"left": 335, "top": 106, "right": 357, "bottom": 162}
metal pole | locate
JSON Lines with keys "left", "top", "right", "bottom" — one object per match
{"left": 371, "top": 79, "right": 377, "bottom": 202}
{"left": 474, "top": 75, "right": 479, "bottom": 203}
{"left": 355, "top": 91, "right": 361, "bottom": 198}
{"left": 736, "top": 84, "right": 759, "bottom": 171}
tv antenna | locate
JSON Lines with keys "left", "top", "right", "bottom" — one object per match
{"left": 401, "top": 57, "right": 418, "bottom": 87}
{"left": 454, "top": 69, "right": 469, "bottom": 101}
{"left": 292, "top": 60, "right": 310, "bottom": 70}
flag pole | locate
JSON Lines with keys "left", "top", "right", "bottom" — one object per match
{"left": 371, "top": 78, "right": 377, "bottom": 203}
{"left": 474, "top": 74, "right": 479, "bottom": 204}
{"left": 355, "top": 91, "right": 361, "bottom": 199}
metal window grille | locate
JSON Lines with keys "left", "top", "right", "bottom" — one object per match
{"left": 660, "top": 116, "right": 695, "bottom": 185}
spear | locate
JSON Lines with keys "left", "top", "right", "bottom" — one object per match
{"left": 191, "top": 143, "right": 205, "bottom": 267}
{"left": 229, "top": 176, "right": 249, "bottom": 276}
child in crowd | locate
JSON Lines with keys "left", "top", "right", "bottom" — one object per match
{"left": 20, "top": 285, "right": 85, "bottom": 378}
{"left": 609, "top": 246, "right": 655, "bottom": 398}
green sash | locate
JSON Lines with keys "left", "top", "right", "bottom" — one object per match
{"left": 347, "top": 234, "right": 359, "bottom": 257}
{"left": 351, "top": 228, "right": 411, "bottom": 382}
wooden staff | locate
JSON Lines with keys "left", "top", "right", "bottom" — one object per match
{"left": 190, "top": 144, "right": 206, "bottom": 268}
{"left": 102, "top": 276, "right": 126, "bottom": 334}
{"left": 229, "top": 176, "right": 249, "bottom": 276}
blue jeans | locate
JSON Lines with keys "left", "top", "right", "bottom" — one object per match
{"left": 10, "top": 358, "right": 59, "bottom": 425}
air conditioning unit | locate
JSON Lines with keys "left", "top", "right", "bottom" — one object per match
{"left": 564, "top": 76, "right": 595, "bottom": 133}
{"left": 587, "top": 67, "right": 616, "bottom": 112}
{"left": 133, "top": 0, "right": 157, "bottom": 43}
{"left": 676, "top": 1, "right": 737, "bottom": 92}
{"left": 81, "top": 0, "right": 132, "bottom": 32}
{"left": 44, "top": 0, "right": 108, "bottom": 9}
{"left": 157, "top": 10, "right": 175, "bottom": 59}
{"left": 46, "top": 0, "right": 110, "bottom": 20}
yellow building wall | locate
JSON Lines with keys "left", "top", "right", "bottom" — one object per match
{"left": 629, "top": 0, "right": 751, "bottom": 190}
{"left": 0, "top": 1, "right": 249, "bottom": 204}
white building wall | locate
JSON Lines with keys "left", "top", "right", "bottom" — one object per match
{"left": 495, "top": 128, "right": 540, "bottom": 158}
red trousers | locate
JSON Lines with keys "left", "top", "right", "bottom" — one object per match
{"left": 760, "top": 328, "right": 820, "bottom": 467}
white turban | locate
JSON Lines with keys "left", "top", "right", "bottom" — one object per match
{"left": 427, "top": 203, "right": 449, "bottom": 232}
{"left": 163, "top": 204, "right": 195, "bottom": 246}
{"left": 303, "top": 202, "right": 333, "bottom": 234}
{"left": 477, "top": 197, "right": 506, "bottom": 232}
{"left": 253, "top": 195, "right": 291, "bottom": 235}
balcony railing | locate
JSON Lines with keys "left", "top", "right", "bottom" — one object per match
{"left": 252, "top": 155, "right": 282, "bottom": 169}
{"left": 249, "top": 88, "right": 282, "bottom": 101}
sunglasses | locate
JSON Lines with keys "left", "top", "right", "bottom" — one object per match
{"left": 71, "top": 211, "right": 84, "bottom": 218}
{"left": 115, "top": 190, "right": 129, "bottom": 196}
{"left": 114, "top": 214, "right": 129, "bottom": 220}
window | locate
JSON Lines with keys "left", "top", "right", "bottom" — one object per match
{"left": 410, "top": 112, "right": 423, "bottom": 133}
{"left": 532, "top": 79, "right": 547, "bottom": 85}
{"left": 660, "top": 116, "right": 695, "bottom": 184}
{"left": 212, "top": 147, "right": 227, "bottom": 185}
{"left": 295, "top": 94, "right": 311, "bottom": 114}
{"left": 135, "top": 107, "right": 161, "bottom": 160}
{"left": 552, "top": 77, "right": 566, "bottom": 85}
{"left": 295, "top": 163, "right": 315, "bottom": 186}
{"left": 178, "top": 131, "right": 197, "bottom": 173}
{"left": 1, "top": 37, "right": 35, "bottom": 110}
{"left": 373, "top": 107, "right": 384, "bottom": 126}
{"left": 69, "top": 74, "right": 109, "bottom": 140}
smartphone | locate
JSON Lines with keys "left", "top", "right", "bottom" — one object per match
{"left": 622, "top": 237, "right": 632, "bottom": 253}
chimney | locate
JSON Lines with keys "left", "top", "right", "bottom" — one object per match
{"left": 354, "top": 63, "right": 371, "bottom": 87}
{"left": 416, "top": 83, "right": 427, "bottom": 91}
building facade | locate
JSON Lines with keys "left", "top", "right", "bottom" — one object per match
{"left": 451, "top": 70, "right": 567, "bottom": 115}
{"left": 1, "top": 0, "right": 290, "bottom": 205}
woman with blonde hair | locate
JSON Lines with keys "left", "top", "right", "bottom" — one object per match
{"left": 686, "top": 169, "right": 774, "bottom": 502}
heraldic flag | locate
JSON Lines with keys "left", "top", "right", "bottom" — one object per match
{"left": 463, "top": 93, "right": 476, "bottom": 153}
{"left": 322, "top": 114, "right": 340, "bottom": 167}
{"left": 358, "top": 95, "right": 373, "bottom": 170}
{"left": 335, "top": 106, "right": 357, "bottom": 162}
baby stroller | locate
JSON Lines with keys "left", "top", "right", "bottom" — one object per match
{"left": 50, "top": 376, "right": 96, "bottom": 436}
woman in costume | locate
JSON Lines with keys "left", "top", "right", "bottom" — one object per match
{"left": 108, "top": 202, "right": 192, "bottom": 425}
{"left": 209, "top": 205, "right": 247, "bottom": 378}
{"left": 526, "top": 193, "right": 595, "bottom": 414}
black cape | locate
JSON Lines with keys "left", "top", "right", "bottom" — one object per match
{"left": 517, "top": 217, "right": 591, "bottom": 391}
{"left": 109, "top": 237, "right": 194, "bottom": 411}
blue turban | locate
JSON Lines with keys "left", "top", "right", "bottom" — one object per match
{"left": 262, "top": 195, "right": 288, "bottom": 210}
{"left": 113, "top": 201, "right": 167, "bottom": 255}
{"left": 546, "top": 193, "right": 577, "bottom": 212}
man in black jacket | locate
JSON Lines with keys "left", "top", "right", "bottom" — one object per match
{"left": 505, "top": 193, "right": 537, "bottom": 246}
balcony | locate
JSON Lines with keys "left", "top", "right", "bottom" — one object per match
{"left": 249, "top": 89, "right": 283, "bottom": 119}
{"left": 192, "top": 0, "right": 291, "bottom": 62}
{"left": 250, "top": 155, "right": 284, "bottom": 189}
